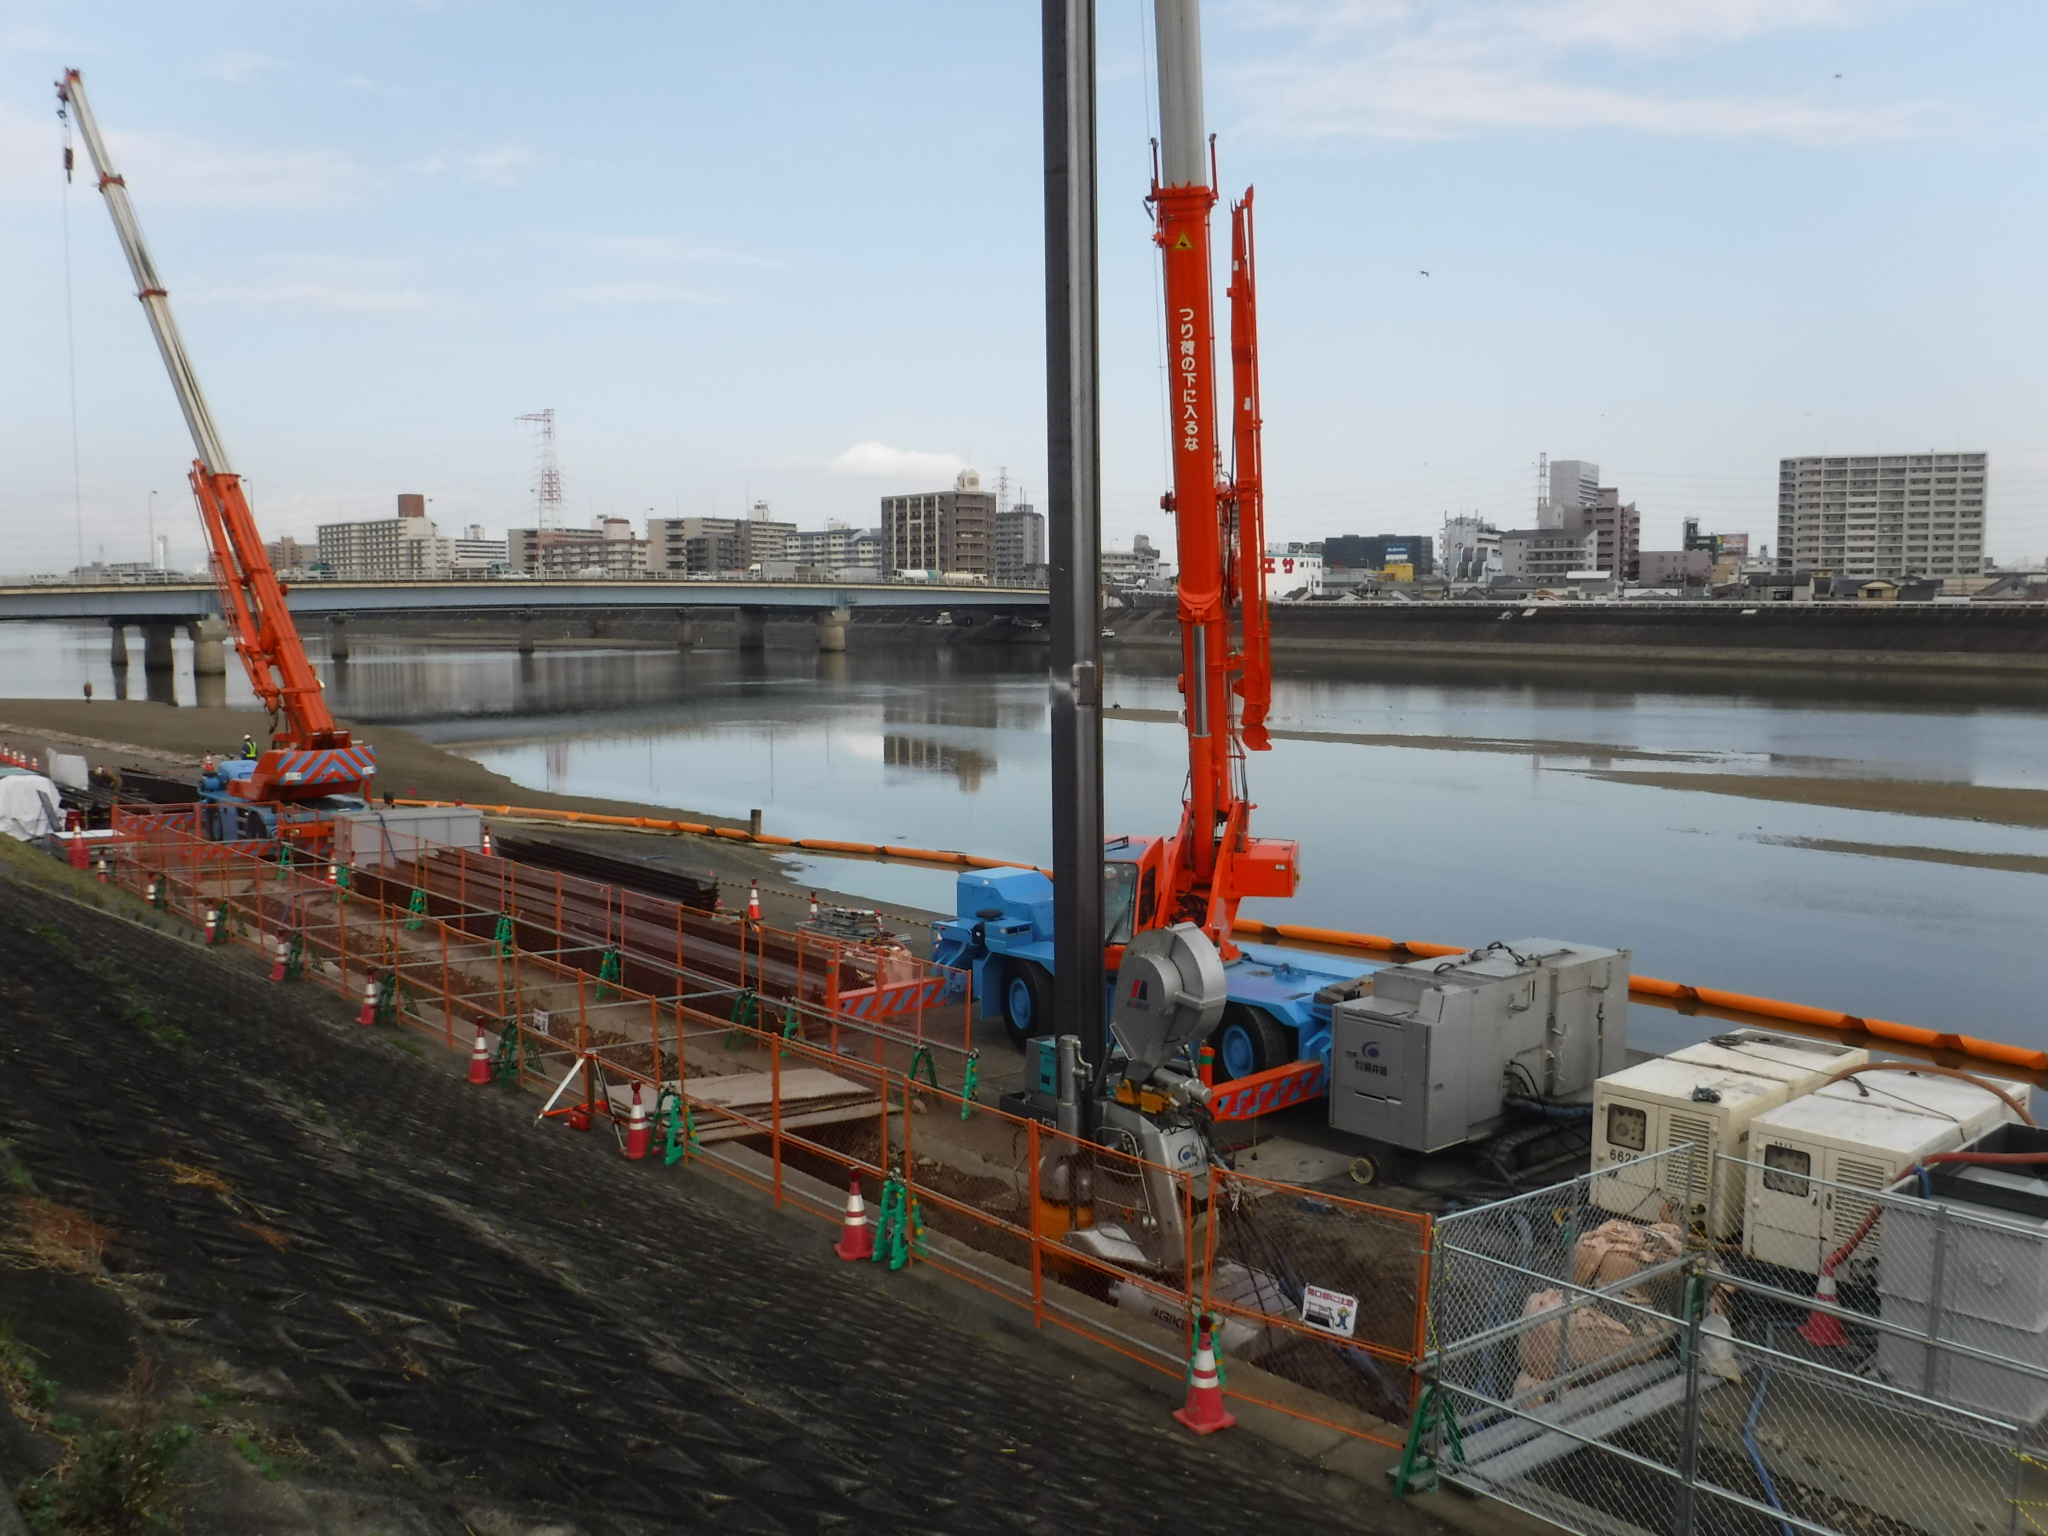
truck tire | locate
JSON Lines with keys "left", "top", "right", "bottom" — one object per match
{"left": 1002, "top": 960, "right": 1055, "bottom": 1048}
{"left": 1208, "top": 1005, "right": 1292, "bottom": 1083}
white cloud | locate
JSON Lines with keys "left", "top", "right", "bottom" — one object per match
{"left": 580, "top": 234, "right": 776, "bottom": 267}
{"left": 1228, "top": 0, "right": 1947, "bottom": 143}
{"left": 827, "top": 442, "right": 968, "bottom": 480}
{"left": 564, "top": 280, "right": 724, "bottom": 306}
{"left": 462, "top": 146, "right": 542, "bottom": 186}
{"left": 205, "top": 51, "right": 277, "bottom": 83}
{"left": 185, "top": 281, "right": 434, "bottom": 314}
{"left": 105, "top": 129, "right": 368, "bottom": 206}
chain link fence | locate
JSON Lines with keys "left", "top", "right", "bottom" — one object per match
{"left": 1410, "top": 1144, "right": 2048, "bottom": 1536}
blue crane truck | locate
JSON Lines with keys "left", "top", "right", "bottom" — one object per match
{"left": 930, "top": 837, "right": 1378, "bottom": 1086}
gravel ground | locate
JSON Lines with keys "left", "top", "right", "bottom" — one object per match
{"left": 0, "top": 845, "right": 1450, "bottom": 1536}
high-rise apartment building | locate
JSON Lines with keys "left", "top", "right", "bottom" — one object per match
{"left": 1538, "top": 460, "right": 1600, "bottom": 528}
{"left": 648, "top": 504, "right": 797, "bottom": 576}
{"left": 881, "top": 469, "right": 995, "bottom": 579}
{"left": 317, "top": 494, "right": 453, "bottom": 579}
{"left": 994, "top": 504, "right": 1046, "bottom": 585}
{"left": 1777, "top": 453, "right": 1987, "bottom": 579}
{"left": 509, "top": 518, "right": 644, "bottom": 577}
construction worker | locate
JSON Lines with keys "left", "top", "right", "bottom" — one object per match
{"left": 241, "top": 734, "right": 258, "bottom": 760}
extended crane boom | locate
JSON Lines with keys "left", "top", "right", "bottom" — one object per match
{"left": 57, "top": 70, "right": 371, "bottom": 812}
{"left": 1147, "top": 3, "right": 1295, "bottom": 950}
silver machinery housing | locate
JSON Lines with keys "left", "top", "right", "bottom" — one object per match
{"left": 1329, "top": 938, "right": 1630, "bottom": 1153}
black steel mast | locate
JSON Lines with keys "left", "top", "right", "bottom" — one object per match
{"left": 1041, "top": 0, "right": 1107, "bottom": 1102}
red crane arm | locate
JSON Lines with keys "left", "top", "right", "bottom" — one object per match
{"left": 58, "top": 70, "right": 348, "bottom": 758}
{"left": 1227, "top": 189, "right": 1271, "bottom": 755}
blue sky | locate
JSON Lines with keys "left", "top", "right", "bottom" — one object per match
{"left": 2, "top": 0, "right": 2043, "bottom": 575}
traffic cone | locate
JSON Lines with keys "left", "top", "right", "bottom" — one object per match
{"left": 357, "top": 975, "right": 380, "bottom": 1027}
{"left": 481, "top": 826, "right": 493, "bottom": 857}
{"left": 747, "top": 880, "right": 761, "bottom": 922}
{"left": 269, "top": 933, "right": 288, "bottom": 983}
{"left": 834, "top": 1176, "right": 874, "bottom": 1261}
{"left": 622, "top": 1083, "right": 650, "bottom": 1160}
{"left": 203, "top": 906, "right": 219, "bottom": 945}
{"left": 1799, "top": 1268, "right": 1850, "bottom": 1347}
{"left": 94, "top": 853, "right": 107, "bottom": 884}
{"left": 1174, "top": 1317, "right": 1237, "bottom": 1434}
{"left": 327, "top": 862, "right": 338, "bottom": 886}
{"left": 809, "top": 891, "right": 819, "bottom": 923}
{"left": 145, "top": 876, "right": 157, "bottom": 907}
{"left": 467, "top": 1024, "right": 493, "bottom": 1085}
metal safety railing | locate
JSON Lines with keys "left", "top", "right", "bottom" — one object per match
{"left": 95, "top": 808, "right": 1435, "bottom": 1450}
{"left": 1406, "top": 1145, "right": 2048, "bottom": 1536}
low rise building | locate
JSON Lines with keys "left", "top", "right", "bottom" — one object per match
{"left": 649, "top": 504, "right": 796, "bottom": 576}
{"left": 1499, "top": 526, "right": 1597, "bottom": 583}
{"left": 1639, "top": 549, "right": 1712, "bottom": 586}
{"left": 1441, "top": 516, "right": 1502, "bottom": 584}
{"left": 1263, "top": 547, "right": 1324, "bottom": 598}
{"left": 1323, "top": 533, "right": 1434, "bottom": 577}
{"left": 1102, "top": 533, "right": 1163, "bottom": 589}
{"left": 451, "top": 525, "right": 508, "bottom": 574}
{"left": 508, "top": 519, "right": 645, "bottom": 578}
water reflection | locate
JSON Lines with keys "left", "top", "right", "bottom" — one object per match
{"left": 883, "top": 734, "right": 996, "bottom": 791}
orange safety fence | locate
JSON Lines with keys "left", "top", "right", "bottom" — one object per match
{"left": 384, "top": 799, "right": 2040, "bottom": 1078}
{"left": 95, "top": 807, "right": 1433, "bottom": 1449}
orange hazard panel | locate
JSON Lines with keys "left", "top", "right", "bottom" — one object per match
{"left": 1233, "top": 838, "right": 1299, "bottom": 899}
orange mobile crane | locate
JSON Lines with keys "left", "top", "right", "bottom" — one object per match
{"left": 58, "top": 71, "right": 374, "bottom": 846}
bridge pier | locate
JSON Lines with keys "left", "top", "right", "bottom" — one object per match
{"left": 188, "top": 618, "right": 229, "bottom": 677}
{"left": 328, "top": 614, "right": 350, "bottom": 664}
{"left": 737, "top": 609, "right": 768, "bottom": 653}
{"left": 816, "top": 606, "right": 850, "bottom": 653}
{"left": 141, "top": 623, "right": 177, "bottom": 673}
{"left": 517, "top": 612, "right": 536, "bottom": 658}
{"left": 675, "top": 612, "right": 694, "bottom": 651}
{"left": 109, "top": 622, "right": 129, "bottom": 671}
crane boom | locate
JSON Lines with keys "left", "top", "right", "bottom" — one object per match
{"left": 57, "top": 70, "right": 366, "bottom": 807}
{"left": 1147, "top": 2, "right": 1295, "bottom": 950}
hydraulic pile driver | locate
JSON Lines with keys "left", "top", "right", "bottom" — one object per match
{"left": 58, "top": 72, "right": 374, "bottom": 853}
{"left": 937, "top": 0, "right": 1370, "bottom": 1118}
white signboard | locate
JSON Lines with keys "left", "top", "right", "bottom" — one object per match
{"left": 1300, "top": 1283, "right": 1359, "bottom": 1339}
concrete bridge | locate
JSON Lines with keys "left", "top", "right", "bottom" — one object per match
{"left": 0, "top": 578, "right": 1049, "bottom": 673}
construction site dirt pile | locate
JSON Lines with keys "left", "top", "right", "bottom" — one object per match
{"left": 0, "top": 839, "right": 1432, "bottom": 1535}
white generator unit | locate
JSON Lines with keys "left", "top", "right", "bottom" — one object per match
{"left": 1328, "top": 938, "right": 1629, "bottom": 1154}
{"left": 1591, "top": 1030, "right": 1867, "bottom": 1238}
{"left": 1744, "top": 1074, "right": 2024, "bottom": 1280}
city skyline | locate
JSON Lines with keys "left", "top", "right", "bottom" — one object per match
{"left": 2, "top": 1, "right": 2042, "bottom": 574}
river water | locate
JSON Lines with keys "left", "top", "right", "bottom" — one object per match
{"left": 7, "top": 622, "right": 2047, "bottom": 1056}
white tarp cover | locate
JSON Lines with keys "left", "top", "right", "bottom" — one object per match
{"left": 0, "top": 774, "right": 62, "bottom": 841}
{"left": 45, "top": 752, "right": 89, "bottom": 792}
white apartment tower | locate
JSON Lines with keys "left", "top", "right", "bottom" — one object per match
{"left": 1777, "top": 454, "right": 1987, "bottom": 580}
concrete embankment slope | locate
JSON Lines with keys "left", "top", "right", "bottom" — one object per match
{"left": 0, "top": 839, "right": 1449, "bottom": 1535}
{"left": 1110, "top": 596, "right": 2048, "bottom": 675}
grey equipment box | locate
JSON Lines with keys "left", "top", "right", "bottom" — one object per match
{"left": 1329, "top": 938, "right": 1630, "bottom": 1153}
{"left": 334, "top": 806, "right": 484, "bottom": 869}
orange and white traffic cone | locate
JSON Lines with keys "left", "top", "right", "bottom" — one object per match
{"left": 467, "top": 1024, "right": 493, "bottom": 1085}
{"left": 203, "top": 906, "right": 219, "bottom": 945}
{"left": 357, "top": 975, "right": 380, "bottom": 1027}
{"left": 94, "top": 854, "right": 107, "bottom": 884}
{"left": 269, "top": 932, "right": 289, "bottom": 983}
{"left": 481, "top": 826, "right": 493, "bottom": 857}
{"left": 327, "top": 862, "right": 338, "bottom": 886}
{"left": 622, "top": 1083, "right": 650, "bottom": 1160}
{"left": 746, "top": 880, "right": 761, "bottom": 922}
{"left": 1799, "top": 1267, "right": 1850, "bottom": 1347}
{"left": 809, "top": 891, "right": 819, "bottom": 923}
{"left": 1173, "top": 1316, "right": 1237, "bottom": 1435}
{"left": 145, "top": 876, "right": 158, "bottom": 907}
{"left": 834, "top": 1176, "right": 873, "bottom": 1261}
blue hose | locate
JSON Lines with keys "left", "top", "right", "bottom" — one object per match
{"left": 1744, "top": 1322, "right": 1795, "bottom": 1536}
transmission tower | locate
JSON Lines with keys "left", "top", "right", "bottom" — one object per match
{"left": 517, "top": 409, "right": 564, "bottom": 531}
